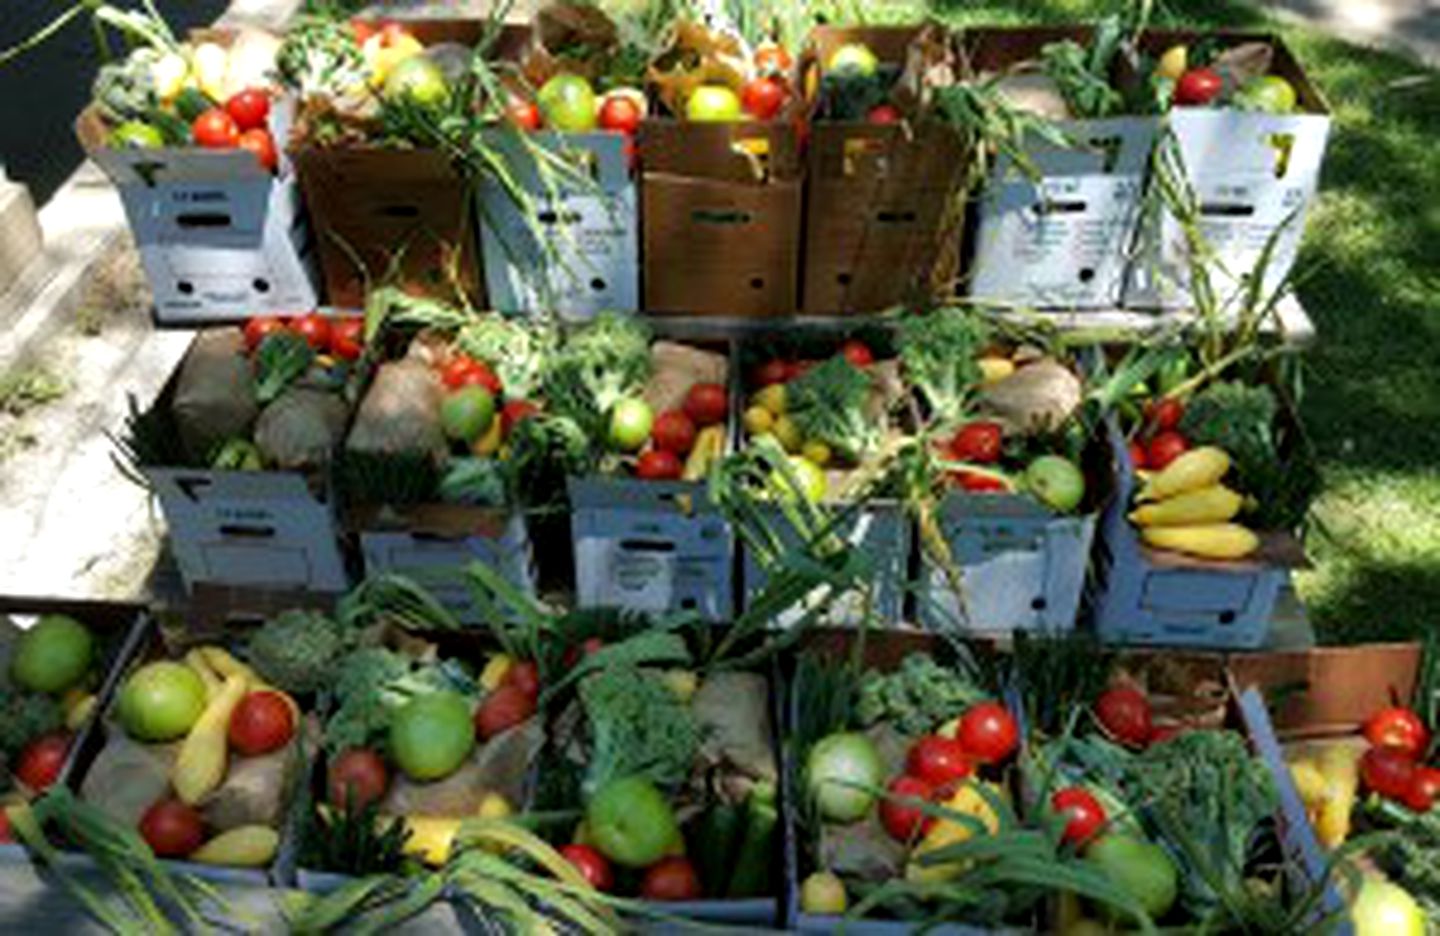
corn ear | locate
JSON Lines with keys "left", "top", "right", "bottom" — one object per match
{"left": 1138, "top": 447, "right": 1231, "bottom": 502}
{"left": 172, "top": 674, "right": 247, "bottom": 805}
{"left": 1141, "top": 523, "right": 1260, "bottom": 560}
{"left": 190, "top": 826, "right": 279, "bottom": 867}
{"left": 1129, "top": 485, "right": 1243, "bottom": 526}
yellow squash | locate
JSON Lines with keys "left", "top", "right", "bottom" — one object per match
{"left": 190, "top": 826, "right": 279, "bottom": 867}
{"left": 1141, "top": 523, "right": 1260, "bottom": 560}
{"left": 1138, "top": 447, "right": 1231, "bottom": 502}
{"left": 184, "top": 649, "right": 223, "bottom": 701}
{"left": 391, "top": 815, "right": 462, "bottom": 867}
{"left": 683, "top": 425, "right": 725, "bottom": 481}
{"left": 1129, "top": 485, "right": 1243, "bottom": 527}
{"left": 173, "top": 673, "right": 247, "bottom": 805}
{"left": 1316, "top": 742, "right": 1361, "bottom": 848}
{"left": 906, "top": 783, "right": 1002, "bottom": 884}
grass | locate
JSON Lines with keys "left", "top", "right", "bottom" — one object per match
{"left": 933, "top": 0, "right": 1440, "bottom": 643}
{"left": 0, "top": 363, "right": 65, "bottom": 417}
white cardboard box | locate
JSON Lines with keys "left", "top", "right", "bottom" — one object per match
{"left": 970, "top": 117, "right": 1155, "bottom": 309}
{"left": 147, "top": 468, "right": 348, "bottom": 594}
{"left": 77, "top": 104, "right": 319, "bottom": 323}
{"left": 478, "top": 131, "right": 639, "bottom": 319}
{"left": 1125, "top": 107, "right": 1331, "bottom": 308}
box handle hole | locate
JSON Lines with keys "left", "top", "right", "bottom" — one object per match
{"left": 218, "top": 524, "right": 277, "bottom": 540}
{"left": 177, "top": 280, "right": 195, "bottom": 295}
{"left": 749, "top": 277, "right": 765, "bottom": 290}
{"left": 377, "top": 205, "right": 421, "bottom": 219}
{"left": 176, "top": 212, "right": 233, "bottom": 229}
{"left": 252, "top": 278, "right": 271, "bottom": 293}
{"left": 620, "top": 538, "right": 676, "bottom": 554}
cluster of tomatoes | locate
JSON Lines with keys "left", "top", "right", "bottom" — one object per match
{"left": 242, "top": 312, "right": 364, "bottom": 361}
{"left": 751, "top": 338, "right": 874, "bottom": 388}
{"left": 192, "top": 88, "right": 279, "bottom": 172}
{"left": 878, "top": 701, "right": 1020, "bottom": 843}
{"left": 558, "top": 844, "right": 701, "bottom": 903}
{"left": 1359, "top": 705, "right": 1440, "bottom": 812}
{"left": 941, "top": 420, "right": 1008, "bottom": 493}
{"left": 632, "top": 382, "right": 727, "bottom": 481}
{"left": 473, "top": 659, "right": 540, "bottom": 742}
{"left": 1128, "top": 397, "right": 1189, "bottom": 472}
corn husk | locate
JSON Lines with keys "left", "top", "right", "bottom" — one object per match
{"left": 346, "top": 358, "right": 446, "bottom": 461}
{"left": 173, "top": 329, "right": 259, "bottom": 462}
{"left": 254, "top": 387, "right": 348, "bottom": 471}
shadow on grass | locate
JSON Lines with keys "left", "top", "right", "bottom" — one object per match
{"left": 1301, "top": 552, "right": 1440, "bottom": 644}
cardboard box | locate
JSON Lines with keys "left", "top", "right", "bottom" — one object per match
{"left": 801, "top": 26, "right": 968, "bottom": 315}
{"left": 965, "top": 27, "right": 1155, "bottom": 309}
{"left": 76, "top": 105, "right": 319, "bottom": 323}
{"left": 640, "top": 120, "right": 803, "bottom": 316}
{"left": 353, "top": 505, "right": 535, "bottom": 624}
{"left": 1124, "top": 31, "right": 1332, "bottom": 308}
{"left": 1229, "top": 642, "right": 1422, "bottom": 739}
{"left": 477, "top": 130, "right": 638, "bottom": 318}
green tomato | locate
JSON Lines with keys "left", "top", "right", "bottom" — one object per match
{"left": 108, "top": 120, "right": 165, "bottom": 149}
{"left": 806, "top": 732, "right": 884, "bottom": 822}
{"left": 1236, "top": 75, "right": 1298, "bottom": 114}
{"left": 1084, "top": 834, "right": 1178, "bottom": 922}
{"left": 685, "top": 85, "right": 742, "bottom": 122}
{"left": 11, "top": 615, "right": 94, "bottom": 694}
{"left": 1024, "top": 455, "right": 1085, "bottom": 514}
{"left": 608, "top": 397, "right": 653, "bottom": 452}
{"left": 441, "top": 386, "right": 496, "bottom": 444}
{"left": 827, "top": 43, "right": 879, "bottom": 78}
{"left": 384, "top": 55, "right": 451, "bottom": 110}
{"left": 389, "top": 691, "right": 475, "bottom": 781}
{"left": 586, "top": 775, "right": 680, "bottom": 868}
{"left": 119, "top": 662, "right": 207, "bottom": 742}
{"left": 538, "top": 74, "right": 597, "bottom": 133}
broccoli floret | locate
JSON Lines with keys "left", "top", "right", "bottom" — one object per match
{"left": 855, "top": 654, "right": 987, "bottom": 737}
{"left": 544, "top": 313, "right": 652, "bottom": 436}
{"left": 246, "top": 610, "right": 353, "bottom": 696}
{"left": 323, "top": 649, "right": 465, "bottom": 755}
{"left": 0, "top": 688, "right": 63, "bottom": 761}
{"left": 456, "top": 316, "right": 554, "bottom": 401}
{"left": 787, "top": 356, "right": 879, "bottom": 461}
{"left": 896, "top": 307, "right": 988, "bottom": 424}
{"left": 579, "top": 665, "right": 698, "bottom": 796}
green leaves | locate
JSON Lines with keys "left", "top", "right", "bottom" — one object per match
{"left": 787, "top": 355, "right": 879, "bottom": 462}
{"left": 897, "top": 306, "right": 988, "bottom": 425}
{"left": 254, "top": 331, "right": 315, "bottom": 405}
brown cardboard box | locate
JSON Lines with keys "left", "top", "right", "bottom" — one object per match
{"left": 1228, "top": 643, "right": 1421, "bottom": 739}
{"left": 801, "top": 26, "right": 968, "bottom": 315}
{"left": 640, "top": 120, "right": 804, "bottom": 316}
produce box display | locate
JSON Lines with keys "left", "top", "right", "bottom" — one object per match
{"left": 899, "top": 308, "right": 1104, "bottom": 635}
{"left": 74, "top": 19, "right": 318, "bottom": 321}
{"left": 276, "top": 17, "right": 500, "bottom": 307}
{"left": 1125, "top": 31, "right": 1332, "bottom": 309}
{"left": 1091, "top": 346, "right": 1317, "bottom": 648}
{"left": 117, "top": 322, "right": 358, "bottom": 596}
{"left": 799, "top": 25, "right": 968, "bottom": 315}
{"left": 639, "top": 18, "right": 806, "bottom": 316}
{"left": 965, "top": 23, "right": 1159, "bottom": 310}
{"left": 528, "top": 615, "right": 783, "bottom": 924}
{"left": 340, "top": 293, "right": 549, "bottom": 619}
{"left": 475, "top": 7, "right": 643, "bottom": 317}
{"left": 736, "top": 330, "right": 911, "bottom": 626}
{"left": 0, "top": 602, "right": 144, "bottom": 835}
{"left": 562, "top": 316, "right": 737, "bottom": 620}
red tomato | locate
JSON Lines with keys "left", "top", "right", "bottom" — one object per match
{"left": 14, "top": 733, "right": 70, "bottom": 791}
{"left": 1127, "top": 440, "right": 1148, "bottom": 471}
{"left": 502, "top": 400, "right": 539, "bottom": 433}
{"left": 350, "top": 19, "right": 378, "bottom": 44}
{"left": 1095, "top": 686, "right": 1153, "bottom": 748}
{"left": 641, "top": 856, "right": 701, "bottom": 901}
{"left": 753, "top": 359, "right": 789, "bottom": 387}
{"left": 741, "top": 77, "right": 788, "bottom": 120}
{"left": 1364, "top": 707, "right": 1431, "bottom": 757}
{"left": 754, "top": 43, "right": 792, "bottom": 76}
{"left": 501, "top": 660, "right": 541, "bottom": 702}
{"left": 225, "top": 89, "right": 271, "bottom": 132}
{"left": 290, "top": 313, "right": 332, "bottom": 351}
{"left": 329, "top": 318, "right": 364, "bottom": 361}
{"left": 1362, "top": 746, "right": 1418, "bottom": 801}
{"left": 958, "top": 702, "right": 1019, "bottom": 765}
{"left": 867, "top": 104, "right": 902, "bottom": 125}
{"left": 652, "top": 411, "right": 697, "bottom": 456}
{"left": 506, "top": 97, "right": 542, "bottom": 131}
{"left": 879, "top": 775, "right": 935, "bottom": 842}
{"left": 839, "top": 339, "right": 874, "bottom": 368}
{"left": 139, "top": 799, "right": 205, "bottom": 858}
{"left": 0, "top": 809, "right": 11, "bottom": 843}
{"left": 237, "top": 129, "right": 278, "bottom": 172}
{"left": 1405, "top": 766, "right": 1440, "bottom": 812}
{"left": 1146, "top": 431, "right": 1189, "bottom": 470}
{"left": 1146, "top": 397, "right": 1185, "bottom": 432}
{"left": 192, "top": 108, "right": 240, "bottom": 149}
{"left": 956, "top": 470, "right": 1008, "bottom": 493}
{"left": 906, "top": 735, "right": 972, "bottom": 789}
{"left": 598, "top": 95, "right": 643, "bottom": 135}
{"left": 328, "top": 748, "right": 389, "bottom": 809}
{"left": 243, "top": 317, "right": 288, "bottom": 353}
{"left": 1174, "top": 68, "right": 1224, "bottom": 106}
{"left": 559, "top": 843, "right": 614, "bottom": 891}
{"left": 951, "top": 422, "right": 1004, "bottom": 464}
{"left": 636, "top": 449, "right": 684, "bottom": 481}
{"left": 227, "top": 690, "right": 295, "bottom": 757}
{"left": 441, "top": 355, "right": 503, "bottom": 395}
{"left": 1051, "top": 787, "right": 1106, "bottom": 848}
{"left": 787, "top": 360, "right": 815, "bottom": 381}
{"left": 474, "top": 684, "right": 536, "bottom": 740}
{"left": 683, "top": 383, "right": 728, "bottom": 427}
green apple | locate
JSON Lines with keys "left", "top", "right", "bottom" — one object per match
{"left": 1084, "top": 834, "right": 1177, "bottom": 921}
{"left": 827, "top": 43, "right": 879, "bottom": 78}
{"left": 389, "top": 691, "right": 475, "bottom": 781}
{"left": 686, "top": 85, "right": 743, "bottom": 122}
{"left": 119, "top": 662, "right": 207, "bottom": 742}
{"left": 538, "top": 74, "right": 598, "bottom": 132}
{"left": 586, "top": 775, "right": 680, "bottom": 868}
{"left": 608, "top": 397, "right": 653, "bottom": 451}
{"left": 11, "top": 615, "right": 94, "bottom": 694}
{"left": 384, "top": 55, "right": 451, "bottom": 110}
{"left": 1024, "top": 455, "right": 1086, "bottom": 513}
{"left": 441, "top": 386, "right": 496, "bottom": 444}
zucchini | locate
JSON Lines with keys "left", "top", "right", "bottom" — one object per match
{"left": 725, "top": 781, "right": 778, "bottom": 898}
{"left": 692, "top": 801, "right": 743, "bottom": 897}
{"left": 173, "top": 87, "right": 215, "bottom": 123}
